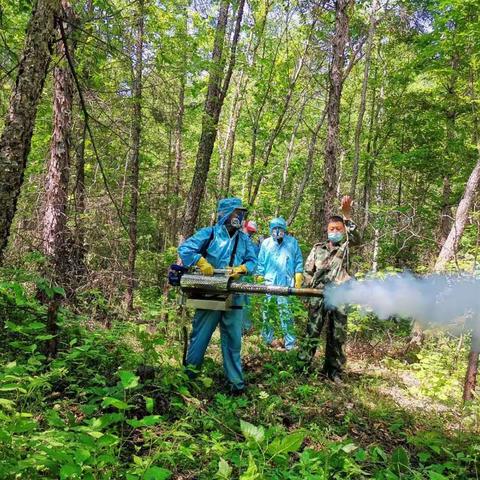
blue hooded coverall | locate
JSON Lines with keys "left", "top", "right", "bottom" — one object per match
{"left": 178, "top": 198, "right": 257, "bottom": 391}
{"left": 256, "top": 217, "right": 303, "bottom": 350}
{"left": 242, "top": 240, "right": 261, "bottom": 332}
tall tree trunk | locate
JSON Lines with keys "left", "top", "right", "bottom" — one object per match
{"left": 248, "top": 26, "right": 314, "bottom": 207}
{"left": 350, "top": 0, "right": 378, "bottom": 198}
{"left": 438, "top": 54, "right": 459, "bottom": 249}
{"left": 0, "top": 0, "right": 60, "bottom": 260}
{"left": 180, "top": 0, "right": 245, "bottom": 241}
{"left": 171, "top": 3, "right": 188, "bottom": 243}
{"left": 438, "top": 175, "right": 452, "bottom": 247}
{"left": 171, "top": 75, "right": 186, "bottom": 242}
{"left": 42, "top": 0, "right": 75, "bottom": 280}
{"left": 435, "top": 148, "right": 480, "bottom": 272}
{"left": 72, "top": 0, "right": 94, "bottom": 279}
{"left": 287, "top": 104, "right": 327, "bottom": 226}
{"left": 276, "top": 97, "right": 307, "bottom": 216}
{"left": 320, "top": 0, "right": 353, "bottom": 232}
{"left": 125, "top": 0, "right": 144, "bottom": 312}
{"left": 41, "top": 0, "right": 75, "bottom": 359}
{"left": 219, "top": 70, "right": 245, "bottom": 197}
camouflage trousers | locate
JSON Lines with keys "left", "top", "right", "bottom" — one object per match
{"left": 298, "top": 296, "right": 347, "bottom": 374}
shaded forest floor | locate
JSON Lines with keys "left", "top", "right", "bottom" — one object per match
{"left": 1, "top": 288, "right": 479, "bottom": 479}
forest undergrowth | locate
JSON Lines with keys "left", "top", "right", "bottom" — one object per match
{"left": 0, "top": 278, "right": 479, "bottom": 480}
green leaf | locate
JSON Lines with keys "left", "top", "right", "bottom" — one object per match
{"left": 145, "top": 396, "right": 154, "bottom": 414}
{"left": 391, "top": 446, "right": 410, "bottom": 473}
{"left": 102, "top": 397, "right": 129, "bottom": 410}
{"left": 60, "top": 464, "right": 82, "bottom": 479}
{"left": 267, "top": 431, "right": 305, "bottom": 457}
{"left": 240, "top": 420, "right": 265, "bottom": 443}
{"left": 239, "top": 454, "right": 261, "bottom": 480}
{"left": 119, "top": 370, "right": 139, "bottom": 390}
{"left": 97, "top": 433, "right": 119, "bottom": 447}
{"left": 127, "top": 415, "right": 162, "bottom": 428}
{"left": 216, "top": 458, "right": 232, "bottom": 479}
{"left": 0, "top": 398, "right": 15, "bottom": 410}
{"left": 429, "top": 473, "right": 449, "bottom": 480}
{"left": 143, "top": 466, "right": 172, "bottom": 480}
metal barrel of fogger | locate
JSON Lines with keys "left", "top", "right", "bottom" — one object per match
{"left": 179, "top": 273, "right": 323, "bottom": 298}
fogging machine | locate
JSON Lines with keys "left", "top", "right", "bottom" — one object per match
{"left": 168, "top": 265, "right": 323, "bottom": 311}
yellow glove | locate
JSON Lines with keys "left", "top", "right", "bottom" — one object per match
{"left": 228, "top": 264, "right": 248, "bottom": 280}
{"left": 196, "top": 257, "right": 214, "bottom": 276}
{"left": 295, "top": 272, "right": 303, "bottom": 289}
{"left": 255, "top": 275, "right": 264, "bottom": 284}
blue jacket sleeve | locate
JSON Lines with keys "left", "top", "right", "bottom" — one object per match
{"left": 242, "top": 235, "right": 258, "bottom": 274}
{"left": 177, "top": 227, "right": 212, "bottom": 267}
{"left": 293, "top": 239, "right": 304, "bottom": 274}
{"left": 256, "top": 243, "right": 266, "bottom": 277}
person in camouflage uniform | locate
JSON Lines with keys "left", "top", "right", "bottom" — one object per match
{"left": 298, "top": 196, "right": 361, "bottom": 382}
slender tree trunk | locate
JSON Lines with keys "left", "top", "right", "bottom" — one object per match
{"left": 171, "top": 4, "right": 187, "bottom": 242}
{"left": 276, "top": 97, "right": 307, "bottom": 216}
{"left": 0, "top": 0, "right": 60, "bottom": 260}
{"left": 435, "top": 65, "right": 480, "bottom": 272}
{"left": 287, "top": 104, "right": 327, "bottom": 225}
{"left": 180, "top": 0, "right": 245, "bottom": 241}
{"left": 42, "top": 0, "right": 75, "bottom": 279}
{"left": 464, "top": 346, "right": 480, "bottom": 402}
{"left": 171, "top": 76, "right": 186, "bottom": 242}
{"left": 249, "top": 27, "right": 314, "bottom": 207}
{"left": 126, "top": 0, "right": 144, "bottom": 312}
{"left": 72, "top": 120, "right": 87, "bottom": 279}
{"left": 438, "top": 175, "right": 452, "bottom": 247}
{"left": 435, "top": 157, "right": 480, "bottom": 271}
{"left": 438, "top": 55, "right": 459, "bottom": 249}
{"left": 219, "top": 70, "right": 245, "bottom": 197}
{"left": 350, "top": 0, "right": 378, "bottom": 198}
{"left": 320, "top": 0, "right": 353, "bottom": 232}
{"left": 40, "top": 1, "right": 75, "bottom": 358}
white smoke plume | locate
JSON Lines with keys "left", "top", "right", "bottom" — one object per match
{"left": 324, "top": 273, "right": 480, "bottom": 339}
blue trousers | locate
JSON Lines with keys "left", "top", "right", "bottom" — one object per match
{"left": 262, "top": 295, "right": 296, "bottom": 350}
{"left": 242, "top": 295, "right": 252, "bottom": 332}
{"left": 185, "top": 308, "right": 244, "bottom": 390}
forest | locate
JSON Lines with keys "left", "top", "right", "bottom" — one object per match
{"left": 0, "top": 0, "right": 480, "bottom": 478}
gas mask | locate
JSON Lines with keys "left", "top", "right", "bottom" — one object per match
{"left": 328, "top": 232, "right": 344, "bottom": 245}
{"left": 272, "top": 227, "right": 285, "bottom": 243}
{"left": 229, "top": 210, "right": 245, "bottom": 230}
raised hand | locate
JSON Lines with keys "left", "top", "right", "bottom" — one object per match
{"left": 341, "top": 195, "right": 353, "bottom": 219}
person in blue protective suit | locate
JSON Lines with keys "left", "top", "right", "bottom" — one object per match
{"left": 241, "top": 220, "right": 260, "bottom": 333}
{"left": 178, "top": 198, "right": 257, "bottom": 394}
{"left": 256, "top": 217, "right": 303, "bottom": 351}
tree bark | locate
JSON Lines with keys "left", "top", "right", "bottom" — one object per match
{"left": 40, "top": 0, "right": 75, "bottom": 358}
{"left": 350, "top": 0, "right": 378, "bottom": 198}
{"left": 126, "top": 0, "right": 144, "bottom": 312}
{"left": 435, "top": 160, "right": 480, "bottom": 272}
{"left": 464, "top": 349, "right": 479, "bottom": 402}
{"left": 320, "top": 0, "right": 353, "bottom": 232}
{"left": 180, "top": 0, "right": 245, "bottom": 241}
{"left": 0, "top": 0, "right": 60, "bottom": 260}
{"left": 42, "top": 0, "right": 75, "bottom": 281}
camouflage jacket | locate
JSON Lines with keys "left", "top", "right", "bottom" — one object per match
{"left": 304, "top": 220, "right": 361, "bottom": 291}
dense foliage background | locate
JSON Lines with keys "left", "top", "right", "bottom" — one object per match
{"left": 0, "top": 0, "right": 480, "bottom": 478}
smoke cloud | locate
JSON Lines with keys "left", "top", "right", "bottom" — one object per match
{"left": 324, "top": 273, "right": 480, "bottom": 336}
